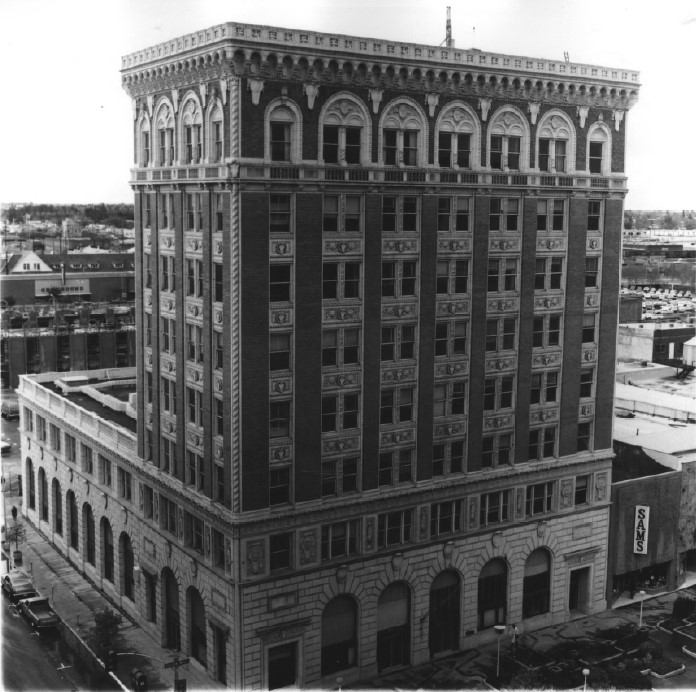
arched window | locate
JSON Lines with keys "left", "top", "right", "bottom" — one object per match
{"left": 208, "top": 104, "right": 224, "bottom": 163}
{"left": 101, "top": 518, "right": 114, "bottom": 583}
{"left": 180, "top": 96, "right": 203, "bottom": 164}
{"left": 536, "top": 111, "right": 575, "bottom": 174}
{"left": 82, "top": 503, "right": 95, "bottom": 565}
{"left": 52, "top": 479, "right": 62, "bottom": 535}
{"left": 436, "top": 103, "right": 479, "bottom": 169}
{"left": 162, "top": 567, "right": 180, "bottom": 651}
{"left": 587, "top": 123, "right": 611, "bottom": 175}
{"left": 138, "top": 115, "right": 151, "bottom": 167}
{"left": 487, "top": 107, "right": 529, "bottom": 172}
{"left": 321, "top": 595, "right": 358, "bottom": 676}
{"left": 188, "top": 587, "right": 207, "bottom": 667}
{"left": 523, "top": 548, "right": 551, "bottom": 618}
{"left": 26, "top": 458, "right": 35, "bottom": 510}
{"left": 377, "top": 582, "right": 410, "bottom": 671}
{"left": 429, "top": 570, "right": 460, "bottom": 655}
{"left": 155, "top": 101, "right": 175, "bottom": 166}
{"left": 120, "top": 532, "right": 135, "bottom": 601}
{"left": 38, "top": 467, "right": 48, "bottom": 522}
{"left": 320, "top": 94, "right": 370, "bottom": 166}
{"left": 267, "top": 103, "right": 301, "bottom": 163}
{"left": 478, "top": 558, "right": 507, "bottom": 629}
{"left": 67, "top": 490, "right": 78, "bottom": 550}
{"left": 380, "top": 99, "right": 427, "bottom": 167}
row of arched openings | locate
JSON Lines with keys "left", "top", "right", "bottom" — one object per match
{"left": 319, "top": 554, "right": 551, "bottom": 676}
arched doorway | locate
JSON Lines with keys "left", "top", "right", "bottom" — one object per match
{"left": 38, "top": 467, "right": 48, "bottom": 521}
{"left": 82, "top": 503, "right": 95, "bottom": 565}
{"left": 429, "top": 570, "right": 460, "bottom": 655}
{"left": 26, "top": 458, "right": 35, "bottom": 510}
{"left": 377, "top": 582, "right": 410, "bottom": 671}
{"left": 101, "top": 518, "right": 114, "bottom": 583}
{"left": 162, "top": 568, "right": 180, "bottom": 650}
{"left": 478, "top": 558, "right": 507, "bottom": 629}
{"left": 321, "top": 595, "right": 358, "bottom": 676}
{"left": 120, "top": 533, "right": 135, "bottom": 601}
{"left": 523, "top": 549, "right": 551, "bottom": 618}
{"left": 52, "top": 479, "right": 62, "bottom": 535}
{"left": 67, "top": 491, "right": 78, "bottom": 549}
{"left": 188, "top": 587, "right": 207, "bottom": 667}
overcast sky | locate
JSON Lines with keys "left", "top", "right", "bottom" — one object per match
{"left": 1, "top": 0, "right": 693, "bottom": 210}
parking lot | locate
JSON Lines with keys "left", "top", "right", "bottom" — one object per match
{"left": 621, "top": 286, "right": 696, "bottom": 322}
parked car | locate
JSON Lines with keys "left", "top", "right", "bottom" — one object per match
{"left": 0, "top": 401, "right": 19, "bottom": 420}
{"left": 17, "top": 596, "right": 61, "bottom": 630}
{"left": 1, "top": 570, "right": 37, "bottom": 604}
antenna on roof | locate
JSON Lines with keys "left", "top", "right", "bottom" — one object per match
{"left": 564, "top": 51, "right": 570, "bottom": 63}
{"left": 440, "top": 6, "right": 455, "bottom": 47}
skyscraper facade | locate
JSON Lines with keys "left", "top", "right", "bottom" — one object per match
{"left": 117, "top": 22, "right": 639, "bottom": 687}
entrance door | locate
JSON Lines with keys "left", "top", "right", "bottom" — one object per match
{"left": 429, "top": 571, "right": 460, "bottom": 655}
{"left": 377, "top": 582, "right": 410, "bottom": 671}
{"left": 163, "top": 569, "right": 180, "bottom": 650}
{"left": 268, "top": 642, "right": 297, "bottom": 690}
{"left": 569, "top": 567, "right": 590, "bottom": 612}
{"left": 213, "top": 625, "right": 227, "bottom": 684}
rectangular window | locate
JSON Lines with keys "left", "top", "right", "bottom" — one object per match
{"left": 270, "top": 333, "right": 291, "bottom": 371}
{"left": 270, "top": 123, "right": 291, "bottom": 162}
{"left": 585, "top": 257, "right": 599, "bottom": 288}
{"left": 186, "top": 324, "right": 203, "bottom": 363}
{"left": 575, "top": 475, "right": 590, "bottom": 505}
{"left": 532, "top": 314, "right": 561, "bottom": 348}
{"left": 381, "top": 260, "right": 417, "bottom": 298}
{"left": 323, "top": 125, "right": 339, "bottom": 163}
{"left": 321, "top": 457, "right": 359, "bottom": 497}
{"left": 345, "top": 127, "right": 361, "bottom": 164}
{"left": 215, "top": 397, "right": 224, "bottom": 436}
{"left": 582, "top": 314, "right": 596, "bottom": 343}
{"left": 322, "top": 328, "right": 360, "bottom": 367}
{"left": 160, "top": 496, "right": 178, "bottom": 535}
{"left": 589, "top": 142, "right": 603, "bottom": 174}
{"left": 270, "top": 400, "right": 291, "bottom": 438}
{"left": 485, "top": 317, "right": 516, "bottom": 352}
{"left": 434, "top": 320, "right": 468, "bottom": 358}
{"left": 161, "top": 377, "right": 176, "bottom": 413}
{"left": 382, "top": 196, "right": 418, "bottom": 234}
{"left": 526, "top": 482, "right": 554, "bottom": 516}
{"left": 507, "top": 136, "right": 521, "bottom": 170}
{"left": 322, "top": 262, "right": 361, "bottom": 300}
{"left": 479, "top": 490, "right": 512, "bottom": 526}
{"left": 431, "top": 440, "right": 466, "bottom": 476}
{"left": 481, "top": 433, "right": 513, "bottom": 469}
{"left": 321, "top": 393, "right": 359, "bottom": 433}
{"left": 380, "top": 324, "right": 416, "bottom": 362}
{"left": 212, "top": 529, "right": 226, "bottom": 569}
{"left": 187, "top": 450, "right": 205, "bottom": 491}
{"left": 488, "top": 258, "right": 518, "bottom": 293}
{"left": 528, "top": 426, "right": 557, "bottom": 461}
{"left": 438, "top": 196, "right": 470, "bottom": 231}
{"left": 323, "top": 194, "right": 362, "bottom": 233}
{"left": 50, "top": 424, "right": 61, "bottom": 451}
{"left": 383, "top": 129, "right": 398, "bottom": 165}
{"left": 483, "top": 376, "right": 514, "bottom": 411}
{"left": 377, "top": 510, "right": 412, "bottom": 548}
{"left": 430, "top": 500, "right": 463, "bottom": 536}
{"left": 436, "top": 259, "right": 468, "bottom": 295}
{"left": 490, "top": 135, "right": 503, "bottom": 170}
{"left": 143, "top": 485, "right": 154, "bottom": 519}
{"left": 530, "top": 371, "right": 559, "bottom": 405}
{"left": 187, "top": 386, "right": 203, "bottom": 426}
{"left": 214, "top": 331, "right": 224, "bottom": 369}
{"left": 269, "top": 533, "right": 292, "bottom": 571}
{"left": 577, "top": 421, "right": 592, "bottom": 452}
{"left": 82, "top": 445, "right": 93, "bottom": 474}
{"left": 321, "top": 520, "right": 359, "bottom": 560}
{"left": 214, "top": 263, "right": 223, "bottom": 302}
{"left": 269, "top": 467, "right": 291, "bottom": 505}
{"left": 580, "top": 369, "right": 594, "bottom": 399}
{"left": 270, "top": 194, "right": 292, "bottom": 233}
{"left": 433, "top": 381, "right": 467, "bottom": 418}
{"left": 588, "top": 200, "right": 602, "bottom": 231}
{"left": 117, "top": 467, "right": 133, "bottom": 502}
{"left": 380, "top": 387, "right": 414, "bottom": 425}
{"left": 270, "top": 264, "right": 291, "bottom": 303}
{"left": 378, "top": 449, "right": 413, "bottom": 486}
{"left": 65, "top": 434, "right": 76, "bottom": 464}
{"left": 184, "top": 511, "right": 204, "bottom": 553}
{"left": 98, "top": 455, "right": 112, "bottom": 487}
{"left": 535, "top": 256, "right": 564, "bottom": 291}
{"left": 403, "top": 129, "right": 418, "bottom": 165}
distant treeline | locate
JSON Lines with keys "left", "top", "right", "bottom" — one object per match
{"left": 625, "top": 209, "right": 695, "bottom": 230}
{"left": 2, "top": 203, "right": 134, "bottom": 228}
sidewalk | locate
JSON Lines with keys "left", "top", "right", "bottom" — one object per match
{"left": 14, "top": 517, "right": 225, "bottom": 692}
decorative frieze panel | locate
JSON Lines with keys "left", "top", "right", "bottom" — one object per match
{"left": 299, "top": 530, "right": 317, "bottom": 566}
{"left": 483, "top": 414, "right": 513, "bottom": 430}
{"left": 213, "top": 308, "right": 223, "bottom": 324}
{"left": 185, "top": 235, "right": 203, "bottom": 253}
{"left": 586, "top": 237, "right": 602, "bottom": 251}
{"left": 186, "top": 300, "right": 204, "bottom": 320}
{"left": 532, "top": 351, "right": 561, "bottom": 368}
{"left": 579, "top": 402, "right": 594, "bottom": 418}
{"left": 187, "top": 430, "right": 203, "bottom": 449}
{"left": 585, "top": 293, "right": 600, "bottom": 308}
{"left": 486, "top": 297, "right": 519, "bottom": 313}
{"left": 380, "top": 427, "right": 415, "bottom": 447}
{"left": 161, "top": 297, "right": 176, "bottom": 313}
{"left": 485, "top": 356, "right": 516, "bottom": 372}
{"left": 144, "top": 232, "right": 151, "bottom": 247}
{"left": 187, "top": 366, "right": 203, "bottom": 383}
{"left": 582, "top": 347, "right": 596, "bottom": 362}
{"left": 324, "top": 306, "right": 361, "bottom": 323}
{"left": 468, "top": 496, "right": 478, "bottom": 529}
{"left": 214, "top": 376, "right": 223, "bottom": 393}
{"left": 161, "top": 418, "right": 176, "bottom": 435}
{"left": 434, "top": 360, "right": 468, "bottom": 378}
{"left": 563, "top": 547, "right": 600, "bottom": 568}
{"left": 381, "top": 303, "right": 416, "bottom": 320}
{"left": 246, "top": 540, "right": 265, "bottom": 577}
{"left": 489, "top": 238, "right": 520, "bottom": 253}
{"left": 516, "top": 488, "right": 525, "bottom": 518}
{"left": 215, "top": 444, "right": 224, "bottom": 459}
{"left": 214, "top": 240, "right": 223, "bottom": 256}
{"left": 323, "top": 372, "right": 361, "bottom": 388}
{"left": 529, "top": 407, "right": 558, "bottom": 424}
{"left": 437, "top": 238, "right": 470, "bottom": 253}
{"left": 560, "top": 479, "right": 573, "bottom": 509}
{"left": 536, "top": 237, "right": 565, "bottom": 252}
{"left": 436, "top": 300, "right": 470, "bottom": 316}
{"left": 271, "top": 239, "right": 293, "bottom": 257}
{"left": 595, "top": 473, "right": 608, "bottom": 501}
{"left": 433, "top": 421, "right": 466, "bottom": 438}
{"left": 382, "top": 239, "right": 418, "bottom": 254}
{"left": 269, "top": 444, "right": 292, "bottom": 463}
{"left": 322, "top": 436, "right": 360, "bottom": 454}
{"left": 324, "top": 240, "right": 362, "bottom": 256}
{"left": 270, "top": 377, "right": 292, "bottom": 396}
{"left": 160, "top": 233, "right": 175, "bottom": 250}
{"left": 534, "top": 295, "right": 563, "bottom": 311}
{"left": 145, "top": 291, "right": 152, "bottom": 307}
{"left": 270, "top": 308, "right": 293, "bottom": 327}
{"left": 381, "top": 367, "right": 416, "bottom": 383}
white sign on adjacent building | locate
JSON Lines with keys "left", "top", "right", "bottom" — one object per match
{"left": 633, "top": 505, "right": 650, "bottom": 554}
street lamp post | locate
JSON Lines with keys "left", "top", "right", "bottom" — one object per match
{"left": 494, "top": 624, "right": 506, "bottom": 680}
{"left": 582, "top": 668, "right": 590, "bottom": 691}
{"left": 639, "top": 590, "right": 646, "bottom": 628}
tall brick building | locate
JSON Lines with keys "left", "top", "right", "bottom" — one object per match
{"left": 23, "top": 22, "right": 641, "bottom": 689}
